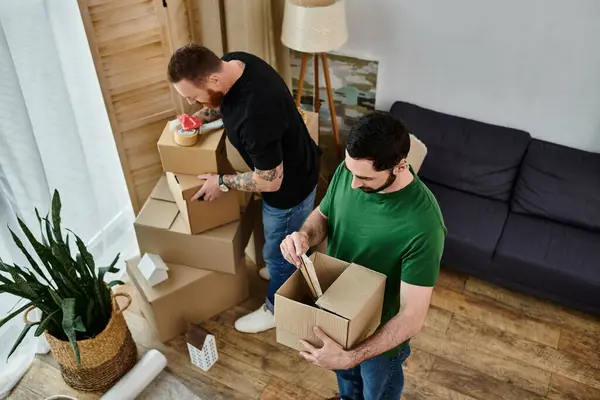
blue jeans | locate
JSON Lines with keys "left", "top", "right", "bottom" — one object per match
{"left": 335, "top": 345, "right": 411, "bottom": 400}
{"left": 263, "top": 188, "right": 316, "bottom": 312}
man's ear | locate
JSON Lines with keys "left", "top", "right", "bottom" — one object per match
{"left": 208, "top": 74, "right": 219, "bottom": 86}
{"left": 394, "top": 159, "right": 409, "bottom": 174}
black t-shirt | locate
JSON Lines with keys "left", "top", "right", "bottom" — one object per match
{"left": 221, "top": 52, "right": 321, "bottom": 209}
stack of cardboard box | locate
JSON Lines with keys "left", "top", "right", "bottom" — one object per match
{"left": 127, "top": 122, "right": 257, "bottom": 342}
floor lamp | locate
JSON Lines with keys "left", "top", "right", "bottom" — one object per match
{"left": 281, "top": 0, "right": 348, "bottom": 159}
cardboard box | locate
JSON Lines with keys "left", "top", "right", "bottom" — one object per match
{"left": 158, "top": 122, "right": 230, "bottom": 175}
{"left": 134, "top": 176, "right": 258, "bottom": 274}
{"left": 225, "top": 110, "right": 320, "bottom": 173}
{"left": 275, "top": 252, "right": 386, "bottom": 351}
{"left": 166, "top": 172, "right": 239, "bottom": 234}
{"left": 127, "top": 257, "right": 248, "bottom": 342}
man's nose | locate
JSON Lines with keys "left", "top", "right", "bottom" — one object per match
{"left": 351, "top": 176, "right": 361, "bottom": 189}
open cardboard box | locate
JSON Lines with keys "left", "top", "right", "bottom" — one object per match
{"left": 275, "top": 252, "right": 386, "bottom": 351}
{"left": 226, "top": 110, "right": 319, "bottom": 173}
{"left": 158, "top": 122, "right": 230, "bottom": 175}
{"left": 134, "top": 176, "right": 257, "bottom": 274}
{"left": 166, "top": 172, "right": 239, "bottom": 235}
{"left": 127, "top": 256, "right": 248, "bottom": 342}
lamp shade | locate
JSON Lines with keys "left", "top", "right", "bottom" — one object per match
{"left": 281, "top": 0, "right": 348, "bottom": 53}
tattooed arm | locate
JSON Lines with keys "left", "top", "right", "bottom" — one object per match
{"left": 222, "top": 163, "right": 284, "bottom": 192}
{"left": 193, "top": 106, "right": 221, "bottom": 122}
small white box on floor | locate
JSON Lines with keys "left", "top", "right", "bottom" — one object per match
{"left": 138, "top": 253, "right": 169, "bottom": 287}
{"left": 185, "top": 324, "right": 218, "bottom": 371}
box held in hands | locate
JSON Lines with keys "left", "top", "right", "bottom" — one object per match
{"left": 275, "top": 252, "right": 386, "bottom": 351}
{"left": 166, "top": 172, "right": 239, "bottom": 235}
{"left": 134, "top": 177, "right": 257, "bottom": 274}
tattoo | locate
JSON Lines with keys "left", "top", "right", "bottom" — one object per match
{"left": 201, "top": 107, "right": 220, "bottom": 122}
{"left": 235, "top": 60, "right": 246, "bottom": 71}
{"left": 223, "top": 172, "right": 257, "bottom": 191}
{"left": 222, "top": 163, "right": 283, "bottom": 192}
{"left": 256, "top": 164, "right": 284, "bottom": 182}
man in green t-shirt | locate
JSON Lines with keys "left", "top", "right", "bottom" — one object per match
{"left": 280, "top": 111, "right": 446, "bottom": 400}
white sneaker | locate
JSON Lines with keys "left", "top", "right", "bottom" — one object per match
{"left": 259, "top": 267, "right": 270, "bottom": 281}
{"left": 234, "top": 304, "right": 275, "bottom": 333}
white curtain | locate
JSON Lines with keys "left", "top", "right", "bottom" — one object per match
{"left": 0, "top": 0, "right": 137, "bottom": 396}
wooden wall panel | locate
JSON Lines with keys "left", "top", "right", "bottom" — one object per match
{"left": 77, "top": 0, "right": 189, "bottom": 213}
{"left": 188, "top": 0, "right": 226, "bottom": 55}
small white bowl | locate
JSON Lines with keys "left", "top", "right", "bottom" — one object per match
{"left": 44, "top": 395, "right": 78, "bottom": 400}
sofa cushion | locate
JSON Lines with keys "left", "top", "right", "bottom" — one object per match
{"left": 494, "top": 213, "right": 600, "bottom": 308}
{"left": 511, "top": 139, "right": 600, "bottom": 232}
{"left": 390, "top": 101, "right": 530, "bottom": 201}
{"left": 425, "top": 181, "right": 509, "bottom": 271}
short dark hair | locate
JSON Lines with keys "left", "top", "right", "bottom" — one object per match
{"left": 346, "top": 111, "right": 411, "bottom": 171}
{"left": 167, "top": 44, "right": 222, "bottom": 84}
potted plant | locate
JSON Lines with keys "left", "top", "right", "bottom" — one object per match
{"left": 0, "top": 191, "right": 137, "bottom": 392}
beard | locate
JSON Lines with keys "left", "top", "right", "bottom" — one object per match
{"left": 360, "top": 171, "right": 397, "bottom": 194}
{"left": 204, "top": 89, "right": 225, "bottom": 109}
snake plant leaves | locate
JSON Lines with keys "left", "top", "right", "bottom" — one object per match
{"left": 6, "top": 321, "right": 40, "bottom": 361}
{"left": 0, "top": 302, "right": 33, "bottom": 331}
{"left": 35, "top": 308, "right": 61, "bottom": 337}
{"left": 61, "top": 298, "right": 81, "bottom": 365}
{"left": 0, "top": 190, "right": 123, "bottom": 365}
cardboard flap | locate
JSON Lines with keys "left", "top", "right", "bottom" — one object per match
{"left": 310, "top": 252, "right": 349, "bottom": 293}
{"left": 135, "top": 198, "right": 179, "bottom": 230}
{"left": 170, "top": 173, "right": 203, "bottom": 200}
{"left": 150, "top": 177, "right": 174, "bottom": 202}
{"left": 316, "top": 263, "right": 386, "bottom": 320}
{"left": 170, "top": 213, "right": 191, "bottom": 234}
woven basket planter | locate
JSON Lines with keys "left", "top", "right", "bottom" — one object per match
{"left": 29, "top": 293, "right": 137, "bottom": 392}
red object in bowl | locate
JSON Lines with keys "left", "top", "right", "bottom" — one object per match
{"left": 177, "top": 114, "right": 203, "bottom": 131}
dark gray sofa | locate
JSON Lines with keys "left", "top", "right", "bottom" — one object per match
{"left": 390, "top": 101, "right": 600, "bottom": 315}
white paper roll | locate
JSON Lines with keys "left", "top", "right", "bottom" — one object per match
{"left": 100, "top": 349, "right": 167, "bottom": 400}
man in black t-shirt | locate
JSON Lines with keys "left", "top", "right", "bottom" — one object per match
{"left": 168, "top": 44, "right": 321, "bottom": 334}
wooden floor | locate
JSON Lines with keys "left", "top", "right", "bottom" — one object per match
{"left": 9, "top": 261, "right": 600, "bottom": 400}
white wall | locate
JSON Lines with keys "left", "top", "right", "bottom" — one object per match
{"left": 339, "top": 0, "right": 600, "bottom": 153}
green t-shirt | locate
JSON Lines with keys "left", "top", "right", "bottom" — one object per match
{"left": 319, "top": 163, "right": 446, "bottom": 356}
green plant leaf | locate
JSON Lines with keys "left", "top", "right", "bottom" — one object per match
{"left": 10, "top": 273, "right": 38, "bottom": 299}
{"left": 0, "top": 282, "right": 37, "bottom": 299}
{"left": 70, "top": 232, "right": 95, "bottom": 278}
{"left": 51, "top": 190, "right": 63, "bottom": 245}
{"left": 98, "top": 253, "right": 120, "bottom": 283}
{"left": 9, "top": 226, "right": 54, "bottom": 289}
{"left": 73, "top": 315, "right": 86, "bottom": 332}
{"left": 61, "top": 298, "right": 81, "bottom": 365}
{"left": 50, "top": 235, "right": 78, "bottom": 282}
{"left": 35, "top": 208, "right": 50, "bottom": 247}
{"left": 92, "top": 280, "right": 108, "bottom": 320}
{"left": 85, "top": 300, "right": 94, "bottom": 326}
{"left": 47, "top": 285, "right": 62, "bottom": 303}
{"left": 6, "top": 322, "right": 40, "bottom": 361}
{"left": 43, "top": 214, "right": 56, "bottom": 249}
{"left": 34, "top": 308, "right": 61, "bottom": 336}
{"left": 74, "top": 254, "right": 89, "bottom": 280}
{"left": 13, "top": 219, "right": 66, "bottom": 294}
{"left": 0, "top": 302, "right": 33, "bottom": 331}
